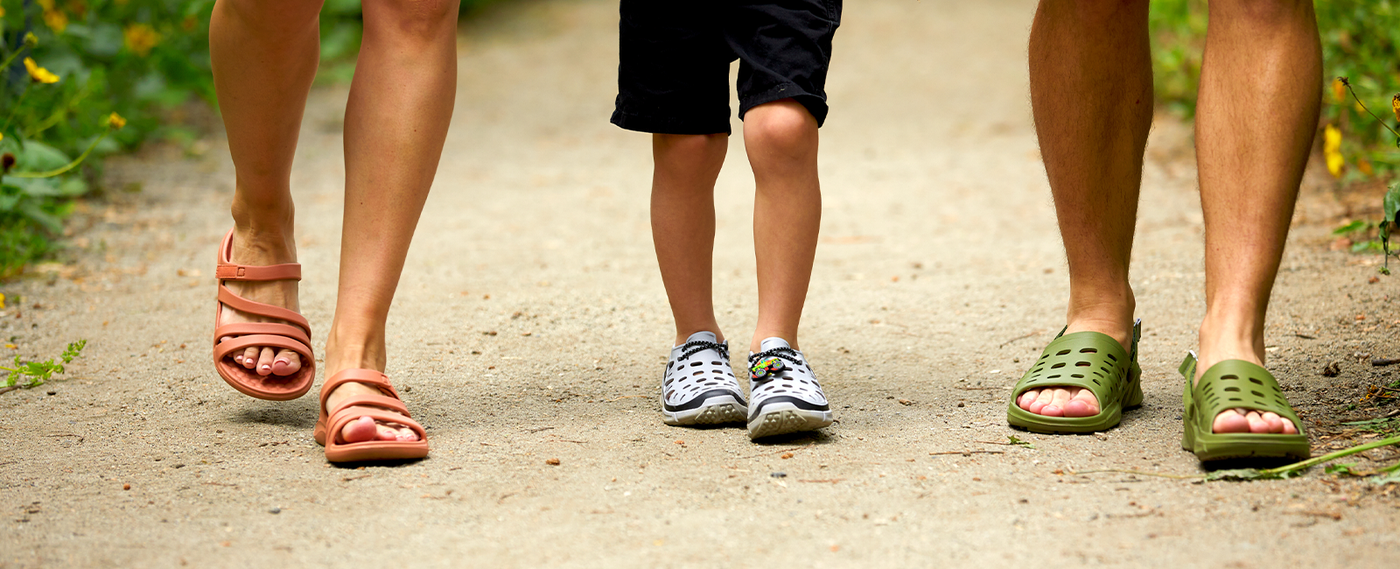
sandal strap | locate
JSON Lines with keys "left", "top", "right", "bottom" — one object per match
{"left": 1183, "top": 355, "right": 1305, "bottom": 435}
{"left": 213, "top": 321, "right": 312, "bottom": 347}
{"left": 217, "top": 286, "right": 312, "bottom": 333}
{"left": 213, "top": 332, "right": 313, "bottom": 360}
{"left": 329, "top": 394, "right": 411, "bottom": 419}
{"left": 1011, "top": 329, "right": 1132, "bottom": 406}
{"left": 216, "top": 230, "right": 302, "bottom": 282}
{"left": 320, "top": 368, "right": 399, "bottom": 411}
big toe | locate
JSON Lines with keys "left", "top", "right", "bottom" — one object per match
{"left": 342, "top": 416, "right": 380, "bottom": 443}
{"left": 270, "top": 350, "right": 302, "bottom": 376}
{"left": 1061, "top": 399, "right": 1097, "bottom": 417}
{"left": 1212, "top": 410, "right": 1250, "bottom": 433}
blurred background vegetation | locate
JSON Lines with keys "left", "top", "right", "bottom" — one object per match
{"left": 1151, "top": 0, "right": 1400, "bottom": 178}
{"left": 0, "top": 0, "right": 497, "bottom": 277}
{"left": 2, "top": 0, "right": 1396, "bottom": 277}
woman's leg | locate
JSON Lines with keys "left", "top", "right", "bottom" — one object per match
{"left": 209, "top": 0, "right": 325, "bottom": 377}
{"left": 323, "top": 0, "right": 461, "bottom": 442}
{"left": 1194, "top": 0, "right": 1320, "bottom": 434}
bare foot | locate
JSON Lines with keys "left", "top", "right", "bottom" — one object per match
{"left": 1017, "top": 318, "right": 1133, "bottom": 418}
{"left": 216, "top": 228, "right": 304, "bottom": 377}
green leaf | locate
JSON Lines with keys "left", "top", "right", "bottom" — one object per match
{"left": 1386, "top": 180, "right": 1400, "bottom": 226}
{"left": 1333, "top": 220, "right": 1368, "bottom": 235}
{"left": 3, "top": 176, "right": 62, "bottom": 197}
{"left": 17, "top": 201, "right": 63, "bottom": 233}
{"left": 14, "top": 141, "right": 71, "bottom": 172}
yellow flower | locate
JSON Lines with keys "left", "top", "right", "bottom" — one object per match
{"left": 105, "top": 113, "right": 127, "bottom": 129}
{"left": 1323, "top": 124, "right": 1343, "bottom": 178}
{"left": 23, "top": 58, "right": 60, "bottom": 84}
{"left": 123, "top": 24, "right": 160, "bottom": 57}
{"left": 1392, "top": 93, "right": 1400, "bottom": 123}
{"left": 1332, "top": 78, "right": 1347, "bottom": 104}
{"left": 42, "top": 8, "right": 68, "bottom": 34}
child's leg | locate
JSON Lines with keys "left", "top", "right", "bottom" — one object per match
{"left": 651, "top": 133, "right": 730, "bottom": 345}
{"left": 743, "top": 99, "right": 820, "bottom": 352}
{"left": 322, "top": 0, "right": 459, "bottom": 443}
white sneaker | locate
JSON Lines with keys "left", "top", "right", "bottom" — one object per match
{"left": 661, "top": 332, "right": 748, "bottom": 426}
{"left": 746, "top": 337, "right": 833, "bottom": 439}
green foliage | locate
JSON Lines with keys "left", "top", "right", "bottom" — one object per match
{"left": 1150, "top": 0, "right": 1400, "bottom": 174}
{"left": 1, "top": 0, "right": 217, "bottom": 277}
{"left": 1, "top": 338, "right": 85, "bottom": 390}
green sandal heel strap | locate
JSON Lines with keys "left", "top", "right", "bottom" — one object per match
{"left": 1007, "top": 320, "right": 1144, "bottom": 433}
{"left": 1180, "top": 353, "right": 1310, "bottom": 462}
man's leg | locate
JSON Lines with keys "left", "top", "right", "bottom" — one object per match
{"left": 322, "top": 0, "right": 460, "bottom": 443}
{"left": 1017, "top": 0, "right": 1152, "bottom": 418}
{"left": 744, "top": 99, "right": 821, "bottom": 352}
{"left": 1194, "top": 0, "right": 1320, "bottom": 435}
{"left": 652, "top": 134, "right": 730, "bottom": 346}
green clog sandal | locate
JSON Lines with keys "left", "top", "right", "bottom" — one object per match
{"left": 1179, "top": 353, "right": 1310, "bottom": 462}
{"left": 1007, "top": 320, "right": 1143, "bottom": 433}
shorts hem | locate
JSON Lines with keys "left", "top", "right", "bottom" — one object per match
{"left": 738, "top": 84, "right": 830, "bottom": 127}
{"left": 611, "top": 109, "right": 732, "bottom": 135}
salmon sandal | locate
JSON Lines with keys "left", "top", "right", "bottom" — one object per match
{"left": 212, "top": 230, "right": 315, "bottom": 401}
{"left": 1179, "top": 353, "right": 1310, "bottom": 462}
{"left": 1007, "top": 320, "right": 1143, "bottom": 433}
{"left": 314, "top": 369, "right": 429, "bottom": 463}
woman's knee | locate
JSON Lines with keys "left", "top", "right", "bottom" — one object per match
{"left": 218, "top": 0, "right": 324, "bottom": 36}
{"left": 364, "top": 0, "right": 460, "bottom": 42}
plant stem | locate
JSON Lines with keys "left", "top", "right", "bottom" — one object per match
{"left": 1339, "top": 77, "right": 1400, "bottom": 145}
{"left": 1261, "top": 435, "right": 1400, "bottom": 477}
{"left": 7, "top": 128, "right": 112, "bottom": 178}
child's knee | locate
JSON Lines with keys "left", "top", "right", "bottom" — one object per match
{"left": 743, "top": 100, "right": 817, "bottom": 155}
{"left": 366, "top": 0, "right": 459, "bottom": 42}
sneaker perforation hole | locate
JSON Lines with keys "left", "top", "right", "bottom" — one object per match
{"left": 1051, "top": 363, "right": 1066, "bottom": 369}
{"left": 1056, "top": 349, "right": 1071, "bottom": 356}
{"left": 1075, "top": 361, "right": 1091, "bottom": 367}
{"left": 1079, "top": 347, "right": 1098, "bottom": 353}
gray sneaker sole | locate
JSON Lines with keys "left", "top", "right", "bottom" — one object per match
{"left": 747, "top": 404, "right": 833, "bottom": 439}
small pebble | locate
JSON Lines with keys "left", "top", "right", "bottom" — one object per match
{"left": 545, "top": 458, "right": 560, "bottom": 466}
{"left": 771, "top": 472, "right": 787, "bottom": 478}
{"left": 46, "top": 391, "right": 56, "bottom": 395}
{"left": 269, "top": 507, "right": 281, "bottom": 514}
{"left": 122, "top": 484, "right": 131, "bottom": 490}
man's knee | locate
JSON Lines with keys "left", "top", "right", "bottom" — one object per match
{"left": 1211, "top": 0, "right": 1312, "bottom": 27}
{"left": 1046, "top": 0, "right": 1148, "bottom": 27}
{"left": 367, "top": 0, "right": 459, "bottom": 42}
{"left": 743, "top": 100, "right": 817, "bottom": 155}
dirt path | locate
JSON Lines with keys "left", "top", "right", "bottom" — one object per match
{"left": 4, "top": 1, "right": 1398, "bottom": 566}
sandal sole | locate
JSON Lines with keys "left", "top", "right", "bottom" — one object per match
{"left": 748, "top": 406, "right": 833, "bottom": 439}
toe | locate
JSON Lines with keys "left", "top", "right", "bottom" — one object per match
{"left": 1213, "top": 409, "right": 1250, "bottom": 433}
{"left": 255, "top": 347, "right": 276, "bottom": 376}
{"left": 1062, "top": 389, "right": 1100, "bottom": 417}
{"left": 1260, "top": 412, "right": 1285, "bottom": 433}
{"left": 270, "top": 350, "right": 301, "bottom": 376}
{"left": 1281, "top": 417, "right": 1298, "bottom": 435}
{"left": 1027, "top": 389, "right": 1054, "bottom": 414}
{"left": 1018, "top": 389, "right": 1039, "bottom": 410}
{"left": 342, "top": 416, "right": 379, "bottom": 443}
{"left": 241, "top": 347, "right": 259, "bottom": 369}
{"left": 1246, "top": 411, "right": 1271, "bottom": 433}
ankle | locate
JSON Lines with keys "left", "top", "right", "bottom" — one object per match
{"left": 324, "top": 325, "right": 387, "bottom": 378}
{"left": 1195, "top": 314, "right": 1266, "bottom": 381}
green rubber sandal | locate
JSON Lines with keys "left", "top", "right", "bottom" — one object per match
{"left": 1179, "top": 353, "right": 1310, "bottom": 462}
{"left": 1007, "top": 320, "right": 1143, "bottom": 433}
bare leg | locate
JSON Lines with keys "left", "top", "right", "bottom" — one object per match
{"left": 744, "top": 99, "right": 821, "bottom": 352}
{"left": 209, "top": 0, "right": 325, "bottom": 377}
{"left": 1018, "top": 0, "right": 1152, "bottom": 418}
{"left": 1195, "top": 0, "right": 1319, "bottom": 435}
{"left": 322, "top": 0, "right": 460, "bottom": 442}
{"left": 651, "top": 133, "right": 729, "bottom": 346}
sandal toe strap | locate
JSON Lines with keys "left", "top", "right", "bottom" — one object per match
{"left": 1190, "top": 359, "right": 1304, "bottom": 434}
{"left": 1012, "top": 331, "right": 1132, "bottom": 406}
{"left": 326, "top": 406, "right": 425, "bottom": 447}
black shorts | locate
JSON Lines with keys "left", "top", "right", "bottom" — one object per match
{"left": 610, "top": 0, "right": 842, "bottom": 135}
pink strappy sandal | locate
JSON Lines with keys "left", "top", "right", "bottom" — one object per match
{"left": 212, "top": 230, "right": 315, "bottom": 400}
{"left": 314, "top": 369, "right": 429, "bottom": 463}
